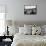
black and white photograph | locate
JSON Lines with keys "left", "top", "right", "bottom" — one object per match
{"left": 24, "top": 5, "right": 37, "bottom": 15}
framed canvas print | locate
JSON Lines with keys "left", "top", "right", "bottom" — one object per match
{"left": 24, "top": 5, "right": 37, "bottom": 15}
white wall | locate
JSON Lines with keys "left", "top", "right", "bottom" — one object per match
{"left": 0, "top": 0, "right": 46, "bottom": 22}
{"left": 23, "top": 0, "right": 46, "bottom": 21}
